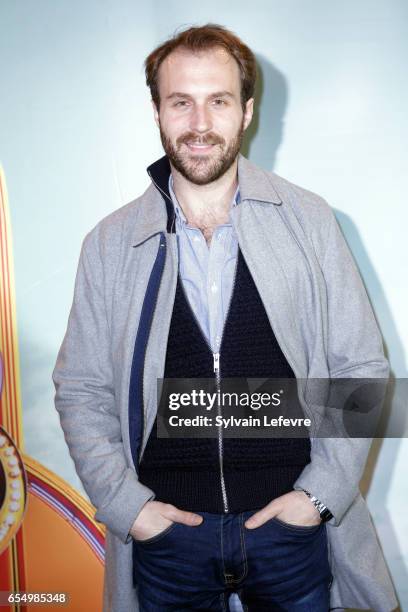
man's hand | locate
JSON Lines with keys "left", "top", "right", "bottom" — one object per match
{"left": 130, "top": 501, "right": 203, "bottom": 541}
{"left": 244, "top": 491, "right": 321, "bottom": 529}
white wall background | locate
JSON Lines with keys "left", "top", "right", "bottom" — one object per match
{"left": 1, "top": 0, "right": 407, "bottom": 608}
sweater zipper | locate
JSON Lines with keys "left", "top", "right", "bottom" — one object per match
{"left": 214, "top": 252, "right": 239, "bottom": 513}
{"left": 213, "top": 351, "right": 228, "bottom": 512}
{"left": 178, "top": 252, "right": 239, "bottom": 513}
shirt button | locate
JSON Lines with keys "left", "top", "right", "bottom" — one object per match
{"left": 211, "top": 282, "right": 218, "bottom": 294}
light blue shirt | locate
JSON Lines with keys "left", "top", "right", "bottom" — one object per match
{"left": 168, "top": 175, "right": 240, "bottom": 353}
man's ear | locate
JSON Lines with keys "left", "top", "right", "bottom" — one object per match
{"left": 152, "top": 100, "right": 160, "bottom": 128}
{"left": 243, "top": 98, "right": 254, "bottom": 131}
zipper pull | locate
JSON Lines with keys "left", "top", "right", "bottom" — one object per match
{"left": 213, "top": 352, "right": 220, "bottom": 374}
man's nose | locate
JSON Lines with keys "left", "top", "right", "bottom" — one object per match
{"left": 189, "top": 105, "right": 212, "bottom": 133}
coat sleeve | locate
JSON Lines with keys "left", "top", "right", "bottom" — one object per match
{"left": 52, "top": 230, "right": 155, "bottom": 544}
{"left": 293, "top": 206, "right": 389, "bottom": 525}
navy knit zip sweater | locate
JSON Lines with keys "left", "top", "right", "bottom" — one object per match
{"left": 138, "top": 246, "right": 311, "bottom": 512}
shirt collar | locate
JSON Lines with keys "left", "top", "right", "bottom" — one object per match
{"left": 168, "top": 174, "right": 240, "bottom": 225}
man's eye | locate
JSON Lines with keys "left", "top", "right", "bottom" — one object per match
{"left": 174, "top": 100, "right": 188, "bottom": 107}
{"left": 213, "top": 99, "right": 226, "bottom": 106}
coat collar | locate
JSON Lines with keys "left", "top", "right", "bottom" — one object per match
{"left": 133, "top": 153, "right": 282, "bottom": 247}
{"left": 236, "top": 154, "right": 282, "bottom": 206}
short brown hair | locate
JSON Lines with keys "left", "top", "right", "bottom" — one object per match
{"left": 144, "top": 23, "right": 257, "bottom": 111}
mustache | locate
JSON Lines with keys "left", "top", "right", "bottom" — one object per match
{"left": 176, "top": 132, "right": 225, "bottom": 147}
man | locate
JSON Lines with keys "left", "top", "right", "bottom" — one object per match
{"left": 53, "top": 24, "right": 398, "bottom": 612}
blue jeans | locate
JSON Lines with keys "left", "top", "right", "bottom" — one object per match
{"left": 133, "top": 509, "right": 333, "bottom": 611}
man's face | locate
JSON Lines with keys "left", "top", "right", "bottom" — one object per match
{"left": 153, "top": 46, "right": 253, "bottom": 185}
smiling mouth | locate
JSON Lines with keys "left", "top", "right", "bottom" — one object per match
{"left": 185, "top": 142, "right": 216, "bottom": 152}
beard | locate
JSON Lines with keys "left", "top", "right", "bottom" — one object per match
{"left": 158, "top": 118, "right": 245, "bottom": 185}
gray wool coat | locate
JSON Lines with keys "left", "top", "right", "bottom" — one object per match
{"left": 52, "top": 154, "right": 398, "bottom": 612}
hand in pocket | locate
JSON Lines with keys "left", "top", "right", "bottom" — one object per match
{"left": 130, "top": 500, "right": 203, "bottom": 542}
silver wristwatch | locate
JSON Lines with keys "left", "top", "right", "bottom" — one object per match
{"left": 301, "top": 489, "right": 333, "bottom": 522}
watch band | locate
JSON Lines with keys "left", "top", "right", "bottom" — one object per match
{"left": 301, "top": 489, "right": 333, "bottom": 522}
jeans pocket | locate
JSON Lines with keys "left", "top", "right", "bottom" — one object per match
{"left": 271, "top": 516, "right": 323, "bottom": 533}
{"left": 134, "top": 521, "right": 178, "bottom": 546}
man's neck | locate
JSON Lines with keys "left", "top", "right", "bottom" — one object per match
{"left": 170, "top": 159, "right": 238, "bottom": 233}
